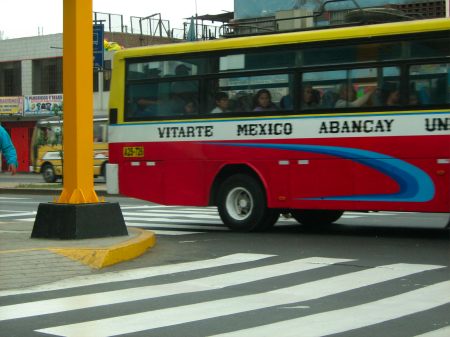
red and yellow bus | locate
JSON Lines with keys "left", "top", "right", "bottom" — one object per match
{"left": 107, "top": 18, "right": 450, "bottom": 231}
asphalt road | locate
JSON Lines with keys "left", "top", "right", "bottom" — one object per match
{"left": 0, "top": 192, "right": 449, "bottom": 336}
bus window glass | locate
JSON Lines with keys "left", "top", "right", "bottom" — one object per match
{"left": 209, "top": 74, "right": 291, "bottom": 113}
{"left": 220, "top": 54, "right": 245, "bottom": 71}
{"left": 302, "top": 42, "right": 402, "bottom": 66}
{"left": 127, "top": 59, "right": 208, "bottom": 79}
{"left": 245, "top": 50, "right": 295, "bottom": 70}
{"left": 303, "top": 68, "right": 378, "bottom": 109}
{"left": 94, "top": 120, "right": 108, "bottom": 142}
{"left": 35, "top": 122, "right": 62, "bottom": 146}
{"left": 375, "top": 67, "right": 401, "bottom": 106}
{"left": 219, "top": 50, "right": 295, "bottom": 72}
{"left": 410, "top": 38, "right": 450, "bottom": 59}
{"left": 303, "top": 70, "right": 346, "bottom": 109}
{"left": 409, "top": 63, "right": 449, "bottom": 106}
{"left": 126, "top": 79, "right": 199, "bottom": 120}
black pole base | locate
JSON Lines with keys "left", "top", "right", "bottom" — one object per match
{"left": 31, "top": 202, "right": 128, "bottom": 239}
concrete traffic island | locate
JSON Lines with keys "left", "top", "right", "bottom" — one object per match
{"left": 48, "top": 227, "right": 156, "bottom": 269}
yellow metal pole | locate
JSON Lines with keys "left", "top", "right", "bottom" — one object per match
{"left": 58, "top": 0, "right": 99, "bottom": 204}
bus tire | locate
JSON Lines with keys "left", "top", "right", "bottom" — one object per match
{"left": 217, "top": 174, "right": 277, "bottom": 232}
{"left": 42, "top": 164, "right": 57, "bottom": 183}
{"left": 291, "top": 210, "right": 344, "bottom": 226}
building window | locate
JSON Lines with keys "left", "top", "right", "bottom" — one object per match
{"left": 0, "top": 61, "right": 21, "bottom": 96}
{"left": 32, "top": 58, "right": 63, "bottom": 94}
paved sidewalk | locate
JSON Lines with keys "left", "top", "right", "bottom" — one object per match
{"left": 0, "top": 174, "right": 156, "bottom": 292}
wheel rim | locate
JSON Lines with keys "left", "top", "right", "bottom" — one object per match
{"left": 225, "top": 187, "right": 253, "bottom": 221}
{"left": 43, "top": 168, "right": 54, "bottom": 181}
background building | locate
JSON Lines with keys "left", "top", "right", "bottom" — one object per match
{"left": 228, "top": 0, "right": 447, "bottom": 35}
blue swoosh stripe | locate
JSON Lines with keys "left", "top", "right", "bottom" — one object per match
{"left": 212, "top": 143, "right": 435, "bottom": 203}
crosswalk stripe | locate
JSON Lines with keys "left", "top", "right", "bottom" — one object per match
{"left": 0, "top": 253, "right": 272, "bottom": 297}
{"left": 0, "top": 211, "right": 36, "bottom": 218}
{"left": 0, "top": 257, "right": 351, "bottom": 321}
{"left": 136, "top": 209, "right": 220, "bottom": 214}
{"left": 122, "top": 211, "right": 220, "bottom": 219}
{"left": 35, "top": 263, "right": 444, "bottom": 337}
{"left": 210, "top": 281, "right": 450, "bottom": 337}
{"left": 126, "top": 222, "right": 228, "bottom": 231}
{"left": 124, "top": 216, "right": 223, "bottom": 225}
{"left": 150, "top": 229, "right": 202, "bottom": 235}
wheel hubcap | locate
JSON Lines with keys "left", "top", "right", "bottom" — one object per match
{"left": 226, "top": 187, "right": 253, "bottom": 221}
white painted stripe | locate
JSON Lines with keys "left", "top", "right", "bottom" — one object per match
{"left": 150, "top": 230, "right": 202, "bottom": 235}
{"left": 126, "top": 222, "right": 228, "bottom": 231}
{"left": 122, "top": 212, "right": 220, "bottom": 219}
{"left": 0, "top": 211, "right": 36, "bottom": 218}
{"left": 0, "top": 257, "right": 351, "bottom": 321}
{"left": 19, "top": 218, "right": 36, "bottom": 222}
{"left": 0, "top": 253, "right": 271, "bottom": 297}
{"left": 120, "top": 205, "right": 217, "bottom": 211}
{"left": 413, "top": 326, "right": 450, "bottom": 337}
{"left": 36, "top": 263, "right": 443, "bottom": 337}
{"left": 0, "top": 197, "right": 29, "bottom": 200}
{"left": 211, "top": 281, "right": 450, "bottom": 337}
{"left": 138, "top": 209, "right": 219, "bottom": 214}
{"left": 125, "top": 217, "right": 224, "bottom": 225}
{"left": 119, "top": 205, "right": 163, "bottom": 210}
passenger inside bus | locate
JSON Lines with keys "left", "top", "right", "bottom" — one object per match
{"left": 279, "top": 85, "right": 320, "bottom": 110}
{"left": 302, "top": 85, "right": 320, "bottom": 109}
{"left": 335, "top": 83, "right": 376, "bottom": 108}
{"left": 183, "top": 100, "right": 197, "bottom": 115}
{"left": 232, "top": 91, "right": 253, "bottom": 112}
{"left": 210, "top": 92, "right": 230, "bottom": 114}
{"left": 253, "top": 89, "right": 277, "bottom": 112}
{"left": 381, "top": 85, "right": 400, "bottom": 106}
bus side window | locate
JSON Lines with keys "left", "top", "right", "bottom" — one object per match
{"left": 232, "top": 92, "right": 253, "bottom": 112}
{"left": 303, "top": 70, "right": 346, "bottom": 110}
{"left": 409, "top": 63, "right": 449, "bottom": 106}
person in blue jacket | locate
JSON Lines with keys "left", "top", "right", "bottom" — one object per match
{"left": 0, "top": 125, "right": 17, "bottom": 175}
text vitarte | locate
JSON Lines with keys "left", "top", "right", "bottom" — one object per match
{"left": 157, "top": 126, "right": 214, "bottom": 138}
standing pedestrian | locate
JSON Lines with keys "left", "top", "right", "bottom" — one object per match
{"left": 0, "top": 125, "right": 18, "bottom": 175}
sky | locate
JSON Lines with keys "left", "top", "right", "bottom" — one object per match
{"left": 0, "top": 0, "right": 234, "bottom": 39}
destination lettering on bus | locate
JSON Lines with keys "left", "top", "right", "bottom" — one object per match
{"left": 236, "top": 123, "right": 293, "bottom": 136}
{"left": 157, "top": 125, "right": 214, "bottom": 138}
{"left": 319, "top": 119, "right": 394, "bottom": 134}
{"left": 425, "top": 118, "right": 450, "bottom": 132}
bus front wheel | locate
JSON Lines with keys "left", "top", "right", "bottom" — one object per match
{"left": 291, "top": 210, "right": 344, "bottom": 226}
{"left": 42, "top": 164, "right": 57, "bottom": 183}
{"left": 217, "top": 174, "right": 278, "bottom": 232}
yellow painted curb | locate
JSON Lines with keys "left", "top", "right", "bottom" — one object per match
{"left": 49, "top": 228, "right": 156, "bottom": 269}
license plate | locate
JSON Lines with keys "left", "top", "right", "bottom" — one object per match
{"left": 123, "top": 146, "right": 144, "bottom": 158}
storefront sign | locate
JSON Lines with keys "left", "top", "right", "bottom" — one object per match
{"left": 0, "top": 96, "right": 23, "bottom": 115}
{"left": 24, "top": 94, "right": 63, "bottom": 115}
